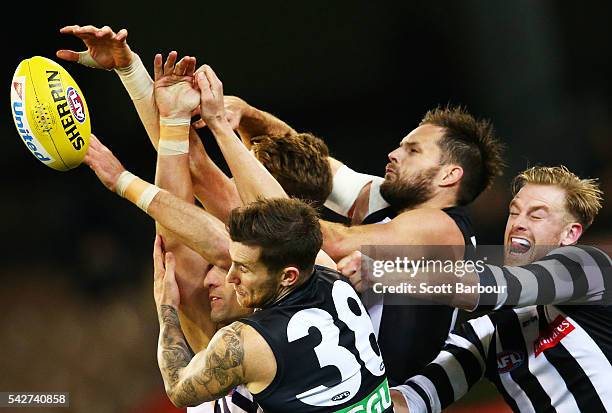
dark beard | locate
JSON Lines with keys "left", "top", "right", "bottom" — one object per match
{"left": 380, "top": 166, "right": 440, "bottom": 211}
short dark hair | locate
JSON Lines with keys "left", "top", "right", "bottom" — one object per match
{"left": 251, "top": 133, "right": 332, "bottom": 208}
{"left": 228, "top": 198, "right": 322, "bottom": 274}
{"left": 421, "top": 106, "right": 505, "bottom": 205}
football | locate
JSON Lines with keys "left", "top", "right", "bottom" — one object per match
{"left": 10, "top": 56, "right": 90, "bottom": 171}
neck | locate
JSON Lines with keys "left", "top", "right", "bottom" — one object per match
{"left": 399, "top": 192, "right": 458, "bottom": 213}
{"left": 269, "top": 267, "right": 314, "bottom": 305}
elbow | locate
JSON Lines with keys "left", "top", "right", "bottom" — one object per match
{"left": 166, "top": 388, "right": 195, "bottom": 409}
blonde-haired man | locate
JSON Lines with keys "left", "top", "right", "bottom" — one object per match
{"left": 342, "top": 165, "right": 610, "bottom": 412}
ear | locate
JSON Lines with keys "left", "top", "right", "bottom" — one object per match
{"left": 560, "top": 222, "right": 583, "bottom": 246}
{"left": 439, "top": 164, "right": 464, "bottom": 187}
{"left": 279, "top": 266, "right": 301, "bottom": 287}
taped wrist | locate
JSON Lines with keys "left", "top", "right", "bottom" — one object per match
{"left": 158, "top": 117, "right": 190, "bottom": 156}
{"left": 116, "top": 171, "right": 160, "bottom": 212}
{"left": 114, "top": 53, "right": 153, "bottom": 101}
{"left": 77, "top": 51, "right": 108, "bottom": 70}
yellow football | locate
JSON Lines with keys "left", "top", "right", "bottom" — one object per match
{"left": 10, "top": 56, "right": 90, "bottom": 171}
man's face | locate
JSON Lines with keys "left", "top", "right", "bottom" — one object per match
{"left": 226, "top": 241, "right": 280, "bottom": 309}
{"left": 203, "top": 265, "right": 252, "bottom": 324}
{"left": 504, "top": 184, "right": 579, "bottom": 265}
{"left": 380, "top": 124, "right": 445, "bottom": 210}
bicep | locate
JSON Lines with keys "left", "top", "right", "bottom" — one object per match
{"left": 175, "top": 324, "right": 246, "bottom": 404}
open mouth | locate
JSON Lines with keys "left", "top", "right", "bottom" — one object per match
{"left": 509, "top": 237, "right": 532, "bottom": 255}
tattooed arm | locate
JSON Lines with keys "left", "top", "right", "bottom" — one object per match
{"left": 154, "top": 235, "right": 264, "bottom": 407}
{"left": 158, "top": 304, "right": 247, "bottom": 407}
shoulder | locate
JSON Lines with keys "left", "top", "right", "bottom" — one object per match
{"left": 391, "top": 208, "right": 465, "bottom": 244}
{"left": 544, "top": 245, "right": 611, "bottom": 265}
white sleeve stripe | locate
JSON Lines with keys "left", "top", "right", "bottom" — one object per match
{"left": 408, "top": 375, "right": 442, "bottom": 413}
{"left": 508, "top": 266, "right": 542, "bottom": 306}
{"left": 467, "top": 315, "right": 496, "bottom": 357}
{"left": 445, "top": 333, "right": 486, "bottom": 371}
{"left": 393, "top": 383, "right": 434, "bottom": 413}
{"left": 431, "top": 351, "right": 468, "bottom": 401}
{"left": 488, "top": 265, "right": 508, "bottom": 309}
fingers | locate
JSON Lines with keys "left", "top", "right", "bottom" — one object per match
{"left": 88, "top": 133, "right": 103, "bottom": 149}
{"left": 154, "top": 54, "right": 163, "bottom": 81}
{"left": 184, "top": 57, "right": 196, "bottom": 77}
{"left": 59, "top": 25, "right": 80, "bottom": 34}
{"left": 153, "top": 234, "right": 165, "bottom": 280}
{"left": 56, "top": 50, "right": 81, "bottom": 62}
{"left": 203, "top": 65, "right": 223, "bottom": 98}
{"left": 163, "top": 51, "right": 178, "bottom": 76}
{"left": 96, "top": 25, "right": 113, "bottom": 38}
{"left": 196, "top": 71, "right": 213, "bottom": 98}
{"left": 115, "top": 29, "right": 128, "bottom": 42}
{"left": 164, "top": 252, "right": 177, "bottom": 283}
{"left": 174, "top": 56, "right": 189, "bottom": 76}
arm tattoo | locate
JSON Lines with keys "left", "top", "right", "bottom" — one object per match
{"left": 158, "top": 314, "right": 247, "bottom": 407}
{"left": 157, "top": 305, "right": 194, "bottom": 396}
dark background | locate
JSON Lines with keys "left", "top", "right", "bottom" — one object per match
{"left": 1, "top": 1, "right": 611, "bottom": 412}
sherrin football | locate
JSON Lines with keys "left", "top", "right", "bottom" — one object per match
{"left": 10, "top": 56, "right": 90, "bottom": 171}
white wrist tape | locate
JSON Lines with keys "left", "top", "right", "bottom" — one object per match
{"left": 77, "top": 51, "right": 106, "bottom": 69}
{"left": 116, "top": 171, "right": 161, "bottom": 212}
{"left": 114, "top": 53, "right": 154, "bottom": 101}
{"left": 324, "top": 165, "right": 379, "bottom": 217}
{"left": 116, "top": 171, "right": 137, "bottom": 197}
{"left": 158, "top": 123, "right": 190, "bottom": 156}
{"left": 158, "top": 140, "right": 189, "bottom": 156}
{"left": 160, "top": 116, "right": 191, "bottom": 126}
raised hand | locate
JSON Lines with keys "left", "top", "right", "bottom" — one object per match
{"left": 195, "top": 65, "right": 227, "bottom": 128}
{"left": 57, "top": 25, "right": 132, "bottom": 69}
{"left": 191, "top": 96, "right": 246, "bottom": 130}
{"left": 83, "top": 133, "right": 126, "bottom": 192}
{"left": 154, "top": 51, "right": 199, "bottom": 119}
{"left": 153, "top": 235, "right": 181, "bottom": 309}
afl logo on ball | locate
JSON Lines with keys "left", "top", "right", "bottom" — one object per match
{"left": 66, "top": 87, "right": 86, "bottom": 123}
{"left": 497, "top": 351, "right": 524, "bottom": 374}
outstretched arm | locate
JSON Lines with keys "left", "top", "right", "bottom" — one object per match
{"left": 195, "top": 66, "right": 336, "bottom": 269}
{"left": 84, "top": 134, "right": 231, "bottom": 270}
{"left": 195, "top": 66, "right": 287, "bottom": 204}
{"left": 57, "top": 24, "right": 240, "bottom": 222}
{"left": 391, "top": 315, "right": 495, "bottom": 413}
{"left": 193, "top": 96, "right": 297, "bottom": 148}
{"left": 153, "top": 52, "right": 217, "bottom": 350}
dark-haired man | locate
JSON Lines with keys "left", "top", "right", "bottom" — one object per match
{"left": 213, "top": 98, "right": 506, "bottom": 385}
{"left": 151, "top": 197, "right": 392, "bottom": 412}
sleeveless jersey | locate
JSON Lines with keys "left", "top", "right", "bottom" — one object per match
{"left": 241, "top": 266, "right": 393, "bottom": 413}
{"left": 363, "top": 205, "right": 476, "bottom": 386}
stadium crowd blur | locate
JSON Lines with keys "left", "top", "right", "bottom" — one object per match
{"left": 2, "top": 2, "right": 611, "bottom": 412}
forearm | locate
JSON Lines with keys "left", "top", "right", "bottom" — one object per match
{"left": 321, "top": 220, "right": 368, "bottom": 261}
{"left": 157, "top": 304, "right": 195, "bottom": 404}
{"left": 209, "top": 120, "right": 287, "bottom": 204}
{"left": 188, "top": 129, "right": 241, "bottom": 223}
{"left": 235, "top": 101, "right": 296, "bottom": 148}
{"left": 114, "top": 171, "right": 231, "bottom": 268}
{"left": 155, "top": 123, "right": 216, "bottom": 348}
{"left": 115, "top": 52, "right": 161, "bottom": 149}
{"left": 147, "top": 190, "right": 232, "bottom": 269}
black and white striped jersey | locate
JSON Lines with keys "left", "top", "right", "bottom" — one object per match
{"left": 394, "top": 245, "right": 612, "bottom": 413}
{"left": 186, "top": 385, "right": 261, "bottom": 413}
